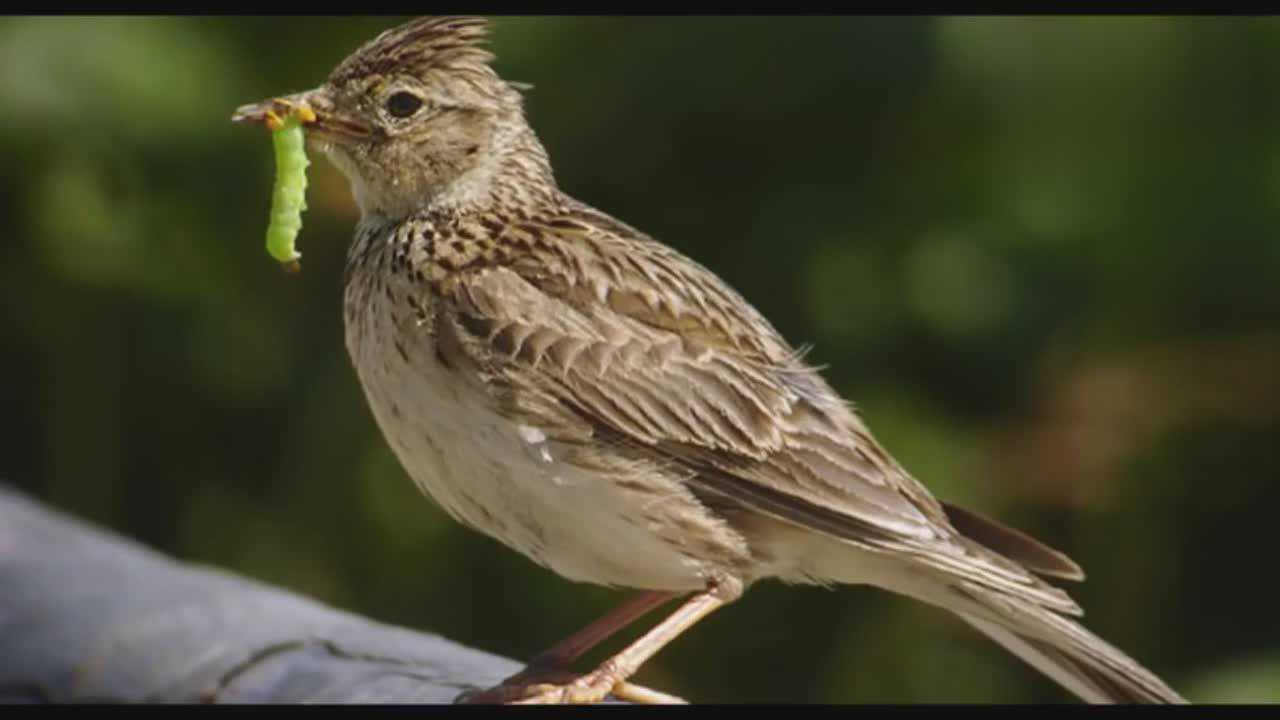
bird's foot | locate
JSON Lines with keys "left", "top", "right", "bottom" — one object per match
{"left": 507, "top": 666, "right": 627, "bottom": 705}
{"left": 457, "top": 663, "right": 685, "bottom": 705}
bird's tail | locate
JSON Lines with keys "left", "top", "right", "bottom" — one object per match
{"left": 925, "top": 578, "right": 1186, "bottom": 703}
{"left": 757, "top": 486, "right": 1185, "bottom": 701}
{"left": 863, "top": 503, "right": 1186, "bottom": 703}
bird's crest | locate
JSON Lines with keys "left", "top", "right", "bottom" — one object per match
{"left": 328, "top": 16, "right": 496, "bottom": 86}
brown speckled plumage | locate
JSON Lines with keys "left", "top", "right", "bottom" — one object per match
{"left": 234, "top": 16, "right": 1183, "bottom": 705}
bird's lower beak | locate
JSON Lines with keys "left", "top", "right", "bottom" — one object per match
{"left": 231, "top": 89, "right": 370, "bottom": 139}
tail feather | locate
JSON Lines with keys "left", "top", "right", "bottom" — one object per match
{"left": 959, "top": 613, "right": 1116, "bottom": 702}
{"left": 940, "top": 502, "right": 1084, "bottom": 581}
{"left": 772, "top": 494, "right": 1185, "bottom": 702}
{"left": 943, "top": 581, "right": 1186, "bottom": 703}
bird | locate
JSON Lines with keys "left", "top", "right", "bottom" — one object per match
{"left": 233, "top": 16, "right": 1185, "bottom": 704}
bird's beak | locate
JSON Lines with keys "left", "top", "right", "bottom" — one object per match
{"left": 231, "top": 88, "right": 371, "bottom": 139}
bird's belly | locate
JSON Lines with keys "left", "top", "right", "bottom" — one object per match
{"left": 347, "top": 311, "right": 717, "bottom": 592}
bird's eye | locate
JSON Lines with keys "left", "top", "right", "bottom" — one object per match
{"left": 386, "top": 91, "right": 424, "bottom": 119}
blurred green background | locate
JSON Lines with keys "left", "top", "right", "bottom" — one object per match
{"left": 3, "top": 15, "right": 1279, "bottom": 703}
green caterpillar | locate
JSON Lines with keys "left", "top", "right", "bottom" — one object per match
{"left": 264, "top": 110, "right": 311, "bottom": 271}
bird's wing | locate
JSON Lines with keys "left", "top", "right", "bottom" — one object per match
{"left": 431, "top": 202, "right": 1077, "bottom": 607}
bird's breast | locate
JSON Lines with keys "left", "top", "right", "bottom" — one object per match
{"left": 342, "top": 245, "right": 737, "bottom": 592}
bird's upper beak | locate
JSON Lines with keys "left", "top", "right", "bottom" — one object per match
{"left": 231, "top": 88, "right": 371, "bottom": 140}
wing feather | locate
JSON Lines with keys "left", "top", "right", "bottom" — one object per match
{"left": 431, "top": 202, "right": 1079, "bottom": 612}
{"left": 437, "top": 208, "right": 951, "bottom": 545}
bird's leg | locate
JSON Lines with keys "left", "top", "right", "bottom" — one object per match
{"left": 528, "top": 590, "right": 678, "bottom": 671}
{"left": 456, "top": 590, "right": 678, "bottom": 704}
{"left": 510, "top": 578, "right": 742, "bottom": 705}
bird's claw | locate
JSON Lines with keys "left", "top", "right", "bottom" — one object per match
{"left": 508, "top": 668, "right": 620, "bottom": 705}
{"left": 456, "top": 667, "right": 686, "bottom": 705}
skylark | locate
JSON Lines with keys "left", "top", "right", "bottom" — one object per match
{"left": 234, "top": 16, "right": 1185, "bottom": 704}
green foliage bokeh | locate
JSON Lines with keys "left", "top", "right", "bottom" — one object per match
{"left": 2, "top": 16, "right": 1278, "bottom": 702}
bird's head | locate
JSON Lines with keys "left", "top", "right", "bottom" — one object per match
{"left": 234, "top": 16, "right": 549, "bottom": 219}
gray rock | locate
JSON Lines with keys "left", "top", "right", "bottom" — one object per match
{"left": 0, "top": 485, "right": 523, "bottom": 703}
